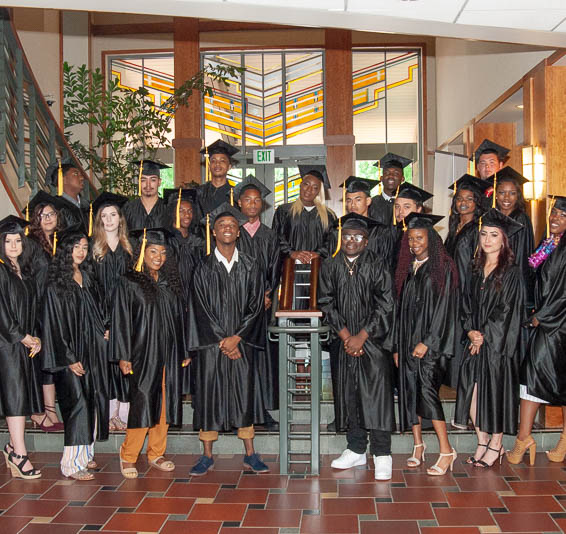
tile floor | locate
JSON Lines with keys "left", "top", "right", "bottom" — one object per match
{"left": 1, "top": 451, "right": 566, "bottom": 533}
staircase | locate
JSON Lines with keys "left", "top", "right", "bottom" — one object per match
{"left": 0, "top": 8, "right": 95, "bottom": 215}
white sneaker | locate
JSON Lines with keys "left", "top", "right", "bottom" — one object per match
{"left": 331, "top": 449, "right": 367, "bottom": 469}
{"left": 373, "top": 454, "right": 392, "bottom": 480}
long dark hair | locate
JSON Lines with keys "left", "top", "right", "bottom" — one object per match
{"left": 0, "top": 231, "right": 33, "bottom": 277}
{"left": 496, "top": 177, "right": 527, "bottom": 213}
{"left": 395, "top": 227, "right": 459, "bottom": 298}
{"left": 47, "top": 231, "right": 93, "bottom": 296}
{"left": 473, "top": 227, "right": 515, "bottom": 291}
{"left": 126, "top": 242, "right": 183, "bottom": 303}
{"left": 28, "top": 203, "right": 59, "bottom": 255}
{"left": 448, "top": 186, "right": 484, "bottom": 237}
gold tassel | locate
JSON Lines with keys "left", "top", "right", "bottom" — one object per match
{"left": 492, "top": 171, "right": 497, "bottom": 208}
{"left": 205, "top": 146, "right": 210, "bottom": 182}
{"left": 206, "top": 214, "right": 211, "bottom": 255}
{"left": 332, "top": 218, "right": 342, "bottom": 257}
{"left": 88, "top": 203, "right": 93, "bottom": 237}
{"left": 134, "top": 228, "right": 147, "bottom": 272}
{"left": 57, "top": 160, "right": 63, "bottom": 196}
{"left": 377, "top": 160, "right": 382, "bottom": 195}
{"left": 402, "top": 217, "right": 407, "bottom": 232}
{"left": 342, "top": 185, "right": 346, "bottom": 216}
{"left": 547, "top": 196, "right": 556, "bottom": 238}
{"left": 175, "top": 188, "right": 182, "bottom": 229}
{"left": 230, "top": 187, "right": 234, "bottom": 206}
{"left": 474, "top": 216, "right": 483, "bottom": 258}
{"left": 138, "top": 160, "right": 144, "bottom": 196}
{"left": 449, "top": 178, "right": 457, "bottom": 217}
{"left": 392, "top": 184, "right": 400, "bottom": 226}
{"left": 24, "top": 205, "right": 29, "bottom": 235}
{"left": 52, "top": 231, "right": 57, "bottom": 256}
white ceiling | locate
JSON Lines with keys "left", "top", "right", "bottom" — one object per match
{"left": 9, "top": 0, "right": 566, "bottom": 47}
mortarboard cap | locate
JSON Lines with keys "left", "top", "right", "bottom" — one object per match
{"left": 200, "top": 140, "right": 240, "bottom": 159}
{"left": 45, "top": 158, "right": 80, "bottom": 187}
{"left": 0, "top": 215, "right": 30, "bottom": 235}
{"left": 56, "top": 223, "right": 87, "bottom": 245}
{"left": 334, "top": 212, "right": 380, "bottom": 234}
{"left": 298, "top": 165, "right": 331, "bottom": 190}
{"left": 162, "top": 188, "right": 197, "bottom": 206}
{"left": 485, "top": 166, "right": 528, "bottom": 187}
{"left": 27, "top": 190, "right": 58, "bottom": 215}
{"left": 340, "top": 176, "right": 379, "bottom": 196}
{"left": 92, "top": 192, "right": 129, "bottom": 217}
{"left": 474, "top": 139, "right": 510, "bottom": 162}
{"left": 130, "top": 227, "right": 174, "bottom": 246}
{"left": 375, "top": 153, "right": 412, "bottom": 171}
{"left": 201, "top": 202, "right": 248, "bottom": 228}
{"left": 131, "top": 159, "right": 169, "bottom": 178}
{"left": 396, "top": 182, "right": 433, "bottom": 203}
{"left": 553, "top": 195, "right": 566, "bottom": 213}
{"left": 449, "top": 174, "right": 491, "bottom": 195}
{"left": 234, "top": 175, "right": 271, "bottom": 200}
{"left": 404, "top": 212, "right": 444, "bottom": 230}
{"left": 480, "top": 208, "right": 523, "bottom": 238}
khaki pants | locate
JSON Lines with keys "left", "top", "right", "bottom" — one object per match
{"left": 199, "top": 425, "right": 254, "bottom": 441}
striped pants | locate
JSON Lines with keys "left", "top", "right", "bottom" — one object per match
{"left": 61, "top": 443, "right": 94, "bottom": 476}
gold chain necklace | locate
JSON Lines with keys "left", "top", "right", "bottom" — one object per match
{"left": 343, "top": 255, "right": 359, "bottom": 276}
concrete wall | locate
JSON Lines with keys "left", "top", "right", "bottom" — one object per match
{"left": 435, "top": 38, "right": 554, "bottom": 146}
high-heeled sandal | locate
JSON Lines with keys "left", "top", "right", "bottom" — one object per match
{"left": 474, "top": 446, "right": 504, "bottom": 468}
{"left": 506, "top": 435, "right": 536, "bottom": 466}
{"left": 3, "top": 443, "right": 13, "bottom": 468}
{"left": 465, "top": 442, "right": 487, "bottom": 464}
{"left": 8, "top": 451, "right": 41, "bottom": 479}
{"left": 427, "top": 449, "right": 457, "bottom": 476}
{"left": 44, "top": 405, "right": 64, "bottom": 431}
{"left": 407, "top": 442, "right": 427, "bottom": 467}
{"left": 546, "top": 433, "right": 566, "bottom": 462}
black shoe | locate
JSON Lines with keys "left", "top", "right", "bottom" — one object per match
{"left": 262, "top": 411, "right": 279, "bottom": 431}
{"left": 327, "top": 420, "right": 336, "bottom": 432}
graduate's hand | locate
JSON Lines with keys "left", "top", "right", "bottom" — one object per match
{"left": 225, "top": 347, "right": 242, "bottom": 360}
{"left": 182, "top": 358, "right": 191, "bottom": 367}
{"left": 412, "top": 342, "right": 428, "bottom": 359}
{"left": 104, "top": 330, "right": 110, "bottom": 341}
{"left": 69, "top": 361, "right": 86, "bottom": 376}
{"left": 393, "top": 352, "right": 399, "bottom": 368}
{"left": 264, "top": 291, "right": 272, "bottom": 310}
{"left": 290, "top": 251, "right": 314, "bottom": 264}
{"left": 119, "top": 360, "right": 132, "bottom": 375}
{"left": 531, "top": 316, "right": 540, "bottom": 327}
{"left": 220, "top": 335, "right": 242, "bottom": 354}
{"left": 22, "top": 335, "right": 41, "bottom": 357}
{"left": 345, "top": 331, "right": 367, "bottom": 357}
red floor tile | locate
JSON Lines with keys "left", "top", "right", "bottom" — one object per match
{"left": 136, "top": 496, "right": 196, "bottom": 514}
{"left": 286, "top": 478, "right": 337, "bottom": 493}
{"left": 221, "top": 529, "right": 279, "bottom": 534}
{"left": 237, "top": 474, "right": 289, "bottom": 489}
{"left": 79, "top": 472, "right": 126, "bottom": 486}
{"left": 509, "top": 480, "right": 566, "bottom": 495}
{"left": 0, "top": 479, "right": 55, "bottom": 494}
{"left": 494, "top": 511, "right": 559, "bottom": 532}
{"left": 420, "top": 529, "right": 480, "bottom": 534}
{"left": 318, "top": 467, "right": 357, "bottom": 479}
{"left": 376, "top": 502, "right": 434, "bottom": 520}
{"left": 502, "top": 494, "right": 563, "bottom": 512}
{"left": 4, "top": 498, "right": 66, "bottom": 517}
{"left": 41, "top": 484, "right": 100, "bottom": 501}
{"left": 119, "top": 477, "right": 173, "bottom": 492}
{"left": 456, "top": 476, "right": 510, "bottom": 491}
{"left": 241, "top": 508, "right": 301, "bottom": 528}
{"left": 354, "top": 469, "right": 404, "bottom": 483}
{"left": 338, "top": 482, "right": 391, "bottom": 498}
{"left": 160, "top": 520, "right": 221, "bottom": 534}
{"left": 190, "top": 470, "right": 241, "bottom": 485}
{"left": 53, "top": 505, "right": 116, "bottom": 525}
{"left": 301, "top": 514, "right": 359, "bottom": 533}
{"left": 266, "top": 492, "right": 320, "bottom": 509}
{"left": 359, "top": 520, "right": 420, "bottom": 534}
{"left": 321, "top": 497, "right": 375, "bottom": 515}
{"left": 166, "top": 482, "right": 220, "bottom": 498}
{"left": 188, "top": 503, "right": 247, "bottom": 521}
{"left": 434, "top": 508, "right": 495, "bottom": 526}
{"left": 18, "top": 525, "right": 82, "bottom": 534}
{"left": 88, "top": 490, "right": 146, "bottom": 508}
{"left": 445, "top": 491, "right": 503, "bottom": 508}
{"left": 0, "top": 492, "right": 24, "bottom": 509}
{"left": 512, "top": 466, "right": 566, "bottom": 480}
{"left": 0, "top": 516, "right": 30, "bottom": 533}
{"left": 403, "top": 473, "right": 458, "bottom": 487}
{"left": 390, "top": 487, "right": 446, "bottom": 502}
{"left": 213, "top": 488, "right": 268, "bottom": 504}
{"left": 102, "top": 512, "right": 168, "bottom": 532}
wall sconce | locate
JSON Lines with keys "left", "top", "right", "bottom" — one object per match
{"left": 522, "top": 146, "right": 545, "bottom": 200}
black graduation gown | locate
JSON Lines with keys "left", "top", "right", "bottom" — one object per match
{"left": 57, "top": 195, "right": 90, "bottom": 232}
{"left": 508, "top": 209, "right": 535, "bottom": 309}
{"left": 396, "top": 261, "right": 457, "bottom": 432}
{"left": 454, "top": 265, "right": 523, "bottom": 435}
{"left": 272, "top": 203, "right": 337, "bottom": 258}
{"left": 318, "top": 248, "right": 396, "bottom": 432}
{"left": 42, "top": 272, "right": 109, "bottom": 446}
{"left": 237, "top": 223, "right": 282, "bottom": 414}
{"left": 122, "top": 197, "right": 168, "bottom": 230}
{"left": 0, "top": 262, "right": 43, "bottom": 417}
{"left": 521, "top": 238, "right": 566, "bottom": 405}
{"left": 110, "top": 273, "right": 185, "bottom": 428}
{"left": 196, "top": 181, "right": 232, "bottom": 220}
{"left": 443, "top": 220, "right": 478, "bottom": 388}
{"left": 188, "top": 250, "right": 264, "bottom": 432}
{"left": 369, "top": 194, "right": 394, "bottom": 226}
{"left": 92, "top": 244, "right": 132, "bottom": 403}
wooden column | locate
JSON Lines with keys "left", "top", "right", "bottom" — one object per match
{"left": 172, "top": 17, "right": 201, "bottom": 186}
{"left": 324, "top": 29, "right": 354, "bottom": 215}
{"left": 545, "top": 65, "right": 566, "bottom": 197}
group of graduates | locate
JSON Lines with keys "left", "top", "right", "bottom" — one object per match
{"left": 0, "top": 137, "right": 565, "bottom": 483}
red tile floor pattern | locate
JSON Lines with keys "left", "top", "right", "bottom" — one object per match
{"left": 1, "top": 453, "right": 566, "bottom": 533}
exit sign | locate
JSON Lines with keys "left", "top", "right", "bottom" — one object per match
{"left": 253, "top": 149, "right": 275, "bottom": 165}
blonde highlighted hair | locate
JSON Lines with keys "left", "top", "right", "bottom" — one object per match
{"left": 289, "top": 188, "right": 333, "bottom": 230}
{"left": 92, "top": 206, "right": 133, "bottom": 261}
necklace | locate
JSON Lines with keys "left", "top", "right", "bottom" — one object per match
{"left": 412, "top": 256, "right": 429, "bottom": 272}
{"left": 343, "top": 256, "right": 359, "bottom": 276}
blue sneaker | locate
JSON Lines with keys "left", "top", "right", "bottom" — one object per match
{"left": 243, "top": 453, "right": 270, "bottom": 473}
{"left": 190, "top": 455, "right": 214, "bottom": 476}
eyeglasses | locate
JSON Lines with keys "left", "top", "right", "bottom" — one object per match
{"left": 40, "top": 211, "right": 57, "bottom": 220}
{"left": 342, "top": 234, "right": 365, "bottom": 242}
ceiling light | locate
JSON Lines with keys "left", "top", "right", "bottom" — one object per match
{"left": 516, "top": 104, "right": 524, "bottom": 109}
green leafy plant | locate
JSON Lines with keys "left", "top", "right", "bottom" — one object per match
{"left": 63, "top": 62, "right": 242, "bottom": 195}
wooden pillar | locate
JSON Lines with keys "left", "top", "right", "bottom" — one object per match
{"left": 324, "top": 29, "right": 354, "bottom": 215}
{"left": 172, "top": 17, "right": 201, "bottom": 187}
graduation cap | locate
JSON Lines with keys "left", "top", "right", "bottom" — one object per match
{"left": 485, "top": 166, "right": 529, "bottom": 187}
{"left": 45, "top": 158, "right": 80, "bottom": 195}
{"left": 396, "top": 182, "right": 433, "bottom": 203}
{"left": 0, "top": 215, "right": 30, "bottom": 235}
{"left": 374, "top": 153, "right": 412, "bottom": 171}
{"left": 479, "top": 208, "right": 523, "bottom": 238}
{"left": 553, "top": 195, "right": 566, "bottom": 213}
{"left": 27, "top": 190, "right": 58, "bottom": 216}
{"left": 448, "top": 174, "right": 491, "bottom": 196}
{"left": 233, "top": 175, "right": 271, "bottom": 201}
{"left": 200, "top": 202, "right": 247, "bottom": 256}
{"left": 340, "top": 176, "right": 379, "bottom": 196}
{"left": 131, "top": 159, "right": 169, "bottom": 178}
{"left": 200, "top": 139, "right": 240, "bottom": 159}
{"left": 298, "top": 165, "right": 331, "bottom": 190}
{"left": 404, "top": 212, "right": 444, "bottom": 230}
{"left": 162, "top": 188, "right": 197, "bottom": 230}
{"left": 130, "top": 227, "right": 174, "bottom": 272}
{"left": 474, "top": 139, "right": 510, "bottom": 163}
{"left": 331, "top": 213, "right": 381, "bottom": 257}
{"left": 50, "top": 223, "right": 87, "bottom": 257}
{"left": 92, "top": 192, "right": 129, "bottom": 217}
